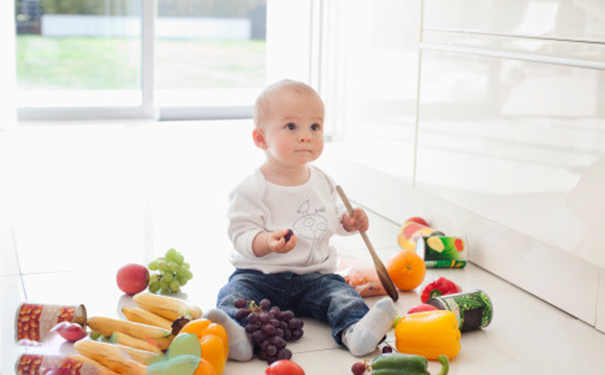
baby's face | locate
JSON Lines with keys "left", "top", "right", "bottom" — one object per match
{"left": 261, "top": 89, "right": 325, "bottom": 168}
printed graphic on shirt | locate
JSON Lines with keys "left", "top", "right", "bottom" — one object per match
{"left": 292, "top": 199, "right": 332, "bottom": 263}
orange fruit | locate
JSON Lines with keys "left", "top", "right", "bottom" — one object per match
{"left": 387, "top": 250, "right": 426, "bottom": 291}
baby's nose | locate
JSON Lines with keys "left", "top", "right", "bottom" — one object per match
{"left": 299, "top": 132, "right": 312, "bottom": 142}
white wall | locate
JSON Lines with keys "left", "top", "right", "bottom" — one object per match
{"left": 265, "top": 0, "right": 314, "bottom": 85}
{"left": 323, "top": 0, "right": 605, "bottom": 331}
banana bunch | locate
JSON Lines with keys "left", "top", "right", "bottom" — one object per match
{"left": 75, "top": 292, "right": 203, "bottom": 375}
{"left": 132, "top": 292, "right": 203, "bottom": 321}
{"left": 74, "top": 341, "right": 148, "bottom": 375}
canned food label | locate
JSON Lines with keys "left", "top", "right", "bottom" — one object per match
{"left": 428, "top": 290, "right": 493, "bottom": 332}
{"left": 16, "top": 354, "right": 100, "bottom": 375}
{"left": 398, "top": 221, "right": 444, "bottom": 250}
{"left": 424, "top": 260, "right": 467, "bottom": 268}
{"left": 16, "top": 303, "right": 86, "bottom": 342}
{"left": 16, "top": 354, "right": 44, "bottom": 375}
{"left": 416, "top": 236, "right": 468, "bottom": 268}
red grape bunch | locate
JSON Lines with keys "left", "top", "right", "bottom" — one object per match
{"left": 233, "top": 298, "right": 304, "bottom": 364}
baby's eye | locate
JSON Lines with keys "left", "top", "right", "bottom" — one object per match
{"left": 311, "top": 123, "right": 321, "bottom": 131}
{"left": 286, "top": 123, "right": 296, "bottom": 130}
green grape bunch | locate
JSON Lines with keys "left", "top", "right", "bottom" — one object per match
{"left": 147, "top": 248, "right": 193, "bottom": 294}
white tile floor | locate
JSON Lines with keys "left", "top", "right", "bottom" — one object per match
{"left": 2, "top": 120, "right": 605, "bottom": 374}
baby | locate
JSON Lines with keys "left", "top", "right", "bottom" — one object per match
{"left": 205, "top": 79, "right": 397, "bottom": 361}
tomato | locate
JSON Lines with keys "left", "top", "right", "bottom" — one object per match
{"left": 406, "top": 217, "right": 429, "bottom": 226}
{"left": 263, "top": 360, "right": 306, "bottom": 375}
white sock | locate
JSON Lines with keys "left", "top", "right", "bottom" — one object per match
{"left": 204, "top": 308, "right": 253, "bottom": 361}
{"left": 341, "top": 297, "right": 397, "bottom": 356}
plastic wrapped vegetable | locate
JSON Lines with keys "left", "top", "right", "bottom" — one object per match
{"left": 420, "top": 277, "right": 462, "bottom": 303}
{"left": 372, "top": 352, "right": 449, "bottom": 375}
{"left": 336, "top": 255, "right": 386, "bottom": 297}
{"left": 394, "top": 310, "right": 461, "bottom": 360}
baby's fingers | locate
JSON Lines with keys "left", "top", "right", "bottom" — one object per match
{"left": 347, "top": 209, "right": 362, "bottom": 225}
{"left": 357, "top": 217, "right": 369, "bottom": 232}
{"left": 349, "top": 209, "right": 369, "bottom": 232}
{"left": 284, "top": 235, "right": 297, "bottom": 251}
{"left": 268, "top": 234, "right": 284, "bottom": 250}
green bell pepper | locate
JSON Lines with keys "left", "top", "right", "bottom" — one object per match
{"left": 372, "top": 353, "right": 449, "bottom": 375}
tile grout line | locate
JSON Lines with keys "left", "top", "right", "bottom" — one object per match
{"left": 18, "top": 267, "right": 114, "bottom": 277}
{"left": 594, "top": 269, "right": 602, "bottom": 330}
{"left": 10, "top": 221, "right": 28, "bottom": 301}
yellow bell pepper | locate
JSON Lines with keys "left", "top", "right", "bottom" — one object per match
{"left": 395, "top": 310, "right": 461, "bottom": 360}
{"left": 179, "top": 319, "right": 229, "bottom": 375}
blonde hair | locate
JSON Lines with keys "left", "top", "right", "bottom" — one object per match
{"left": 253, "top": 79, "right": 321, "bottom": 129}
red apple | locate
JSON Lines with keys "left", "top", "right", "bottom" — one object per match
{"left": 406, "top": 217, "right": 429, "bottom": 227}
{"left": 116, "top": 263, "right": 149, "bottom": 294}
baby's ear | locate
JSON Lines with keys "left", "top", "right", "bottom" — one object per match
{"left": 252, "top": 129, "right": 267, "bottom": 149}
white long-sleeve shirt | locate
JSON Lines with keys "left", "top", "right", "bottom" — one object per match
{"left": 227, "top": 165, "right": 352, "bottom": 274}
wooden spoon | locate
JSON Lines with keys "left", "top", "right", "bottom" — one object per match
{"left": 335, "top": 185, "right": 399, "bottom": 301}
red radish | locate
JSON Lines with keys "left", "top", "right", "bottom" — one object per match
{"left": 51, "top": 322, "right": 87, "bottom": 342}
{"left": 407, "top": 303, "right": 439, "bottom": 314}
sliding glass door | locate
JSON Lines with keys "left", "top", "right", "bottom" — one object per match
{"left": 14, "top": 0, "right": 267, "bottom": 120}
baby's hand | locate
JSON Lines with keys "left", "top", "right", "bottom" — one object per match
{"left": 342, "top": 208, "right": 369, "bottom": 233}
{"left": 268, "top": 229, "right": 297, "bottom": 254}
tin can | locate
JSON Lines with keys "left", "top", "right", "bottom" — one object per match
{"left": 15, "top": 303, "right": 87, "bottom": 342}
{"left": 15, "top": 354, "right": 101, "bottom": 375}
{"left": 397, "top": 220, "right": 445, "bottom": 250}
{"left": 416, "top": 236, "right": 468, "bottom": 268}
{"left": 426, "top": 290, "right": 493, "bottom": 332}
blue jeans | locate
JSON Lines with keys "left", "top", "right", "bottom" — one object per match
{"left": 216, "top": 269, "right": 369, "bottom": 346}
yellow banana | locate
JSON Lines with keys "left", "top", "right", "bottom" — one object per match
{"left": 110, "top": 331, "right": 163, "bottom": 354}
{"left": 133, "top": 292, "right": 202, "bottom": 320}
{"left": 67, "top": 354, "right": 120, "bottom": 375}
{"left": 73, "top": 340, "right": 147, "bottom": 375}
{"left": 122, "top": 307, "right": 173, "bottom": 330}
{"left": 114, "top": 342, "right": 161, "bottom": 364}
{"left": 88, "top": 316, "right": 171, "bottom": 339}
{"left": 152, "top": 335, "right": 175, "bottom": 351}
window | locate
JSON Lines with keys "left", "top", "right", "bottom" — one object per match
{"left": 15, "top": 0, "right": 143, "bottom": 113}
{"left": 14, "top": 0, "right": 268, "bottom": 120}
{"left": 155, "top": 0, "right": 267, "bottom": 119}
